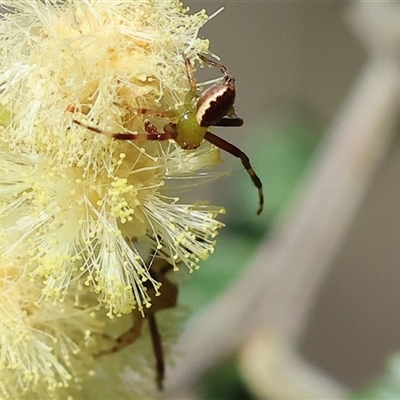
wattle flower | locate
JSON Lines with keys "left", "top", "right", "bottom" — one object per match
{"left": 0, "top": 0, "right": 225, "bottom": 316}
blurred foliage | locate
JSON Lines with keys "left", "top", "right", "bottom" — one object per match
{"left": 200, "top": 356, "right": 253, "bottom": 400}
{"left": 179, "top": 230, "right": 257, "bottom": 310}
{"left": 350, "top": 353, "right": 400, "bottom": 400}
{"left": 219, "top": 119, "right": 320, "bottom": 231}
{"left": 178, "top": 119, "right": 321, "bottom": 399}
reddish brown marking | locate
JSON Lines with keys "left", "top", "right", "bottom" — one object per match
{"left": 67, "top": 105, "right": 78, "bottom": 113}
{"left": 72, "top": 119, "right": 103, "bottom": 134}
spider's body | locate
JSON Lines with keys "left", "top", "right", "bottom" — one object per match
{"left": 72, "top": 54, "right": 264, "bottom": 214}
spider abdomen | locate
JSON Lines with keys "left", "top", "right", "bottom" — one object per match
{"left": 196, "top": 77, "right": 236, "bottom": 127}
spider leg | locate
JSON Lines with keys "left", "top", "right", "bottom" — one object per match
{"left": 95, "top": 256, "right": 178, "bottom": 391}
{"left": 95, "top": 312, "right": 144, "bottom": 357}
{"left": 112, "top": 121, "right": 178, "bottom": 141}
{"left": 213, "top": 116, "right": 244, "bottom": 127}
{"left": 72, "top": 119, "right": 147, "bottom": 140}
{"left": 147, "top": 313, "right": 165, "bottom": 390}
{"left": 204, "top": 131, "right": 264, "bottom": 215}
{"left": 72, "top": 119, "right": 178, "bottom": 142}
{"left": 183, "top": 54, "right": 197, "bottom": 92}
{"left": 198, "top": 53, "right": 230, "bottom": 77}
{"left": 113, "top": 102, "right": 176, "bottom": 119}
{"left": 145, "top": 258, "right": 178, "bottom": 390}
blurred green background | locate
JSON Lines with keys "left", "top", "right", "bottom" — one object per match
{"left": 180, "top": 120, "right": 319, "bottom": 310}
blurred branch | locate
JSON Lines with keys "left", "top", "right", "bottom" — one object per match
{"left": 238, "top": 332, "right": 348, "bottom": 399}
{"left": 164, "top": 3, "right": 400, "bottom": 398}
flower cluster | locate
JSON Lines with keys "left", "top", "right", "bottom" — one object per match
{"left": 0, "top": 258, "right": 101, "bottom": 399}
{"left": 0, "top": 0, "right": 226, "bottom": 397}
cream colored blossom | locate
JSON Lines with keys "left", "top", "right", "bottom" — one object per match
{"left": 0, "top": 258, "right": 102, "bottom": 399}
{"left": 0, "top": 0, "right": 225, "bottom": 317}
{"left": 0, "top": 255, "right": 187, "bottom": 399}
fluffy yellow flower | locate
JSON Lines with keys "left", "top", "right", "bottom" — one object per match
{"left": 0, "top": 258, "right": 101, "bottom": 399}
{"left": 0, "top": 0, "right": 225, "bottom": 316}
{"left": 0, "top": 256, "right": 186, "bottom": 399}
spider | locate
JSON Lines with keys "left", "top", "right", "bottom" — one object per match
{"left": 72, "top": 53, "right": 264, "bottom": 215}
{"left": 95, "top": 255, "right": 178, "bottom": 391}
